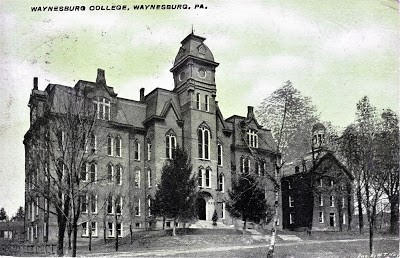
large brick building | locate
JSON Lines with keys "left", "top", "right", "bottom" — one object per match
{"left": 24, "top": 33, "right": 279, "bottom": 243}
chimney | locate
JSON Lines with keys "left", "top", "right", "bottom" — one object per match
{"left": 140, "top": 88, "right": 145, "bottom": 102}
{"left": 247, "top": 106, "right": 254, "bottom": 119}
{"left": 96, "top": 68, "right": 106, "bottom": 85}
{"left": 33, "top": 77, "right": 38, "bottom": 90}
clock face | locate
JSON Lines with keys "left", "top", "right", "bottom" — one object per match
{"left": 178, "top": 71, "right": 185, "bottom": 81}
{"left": 198, "top": 68, "right": 206, "bottom": 78}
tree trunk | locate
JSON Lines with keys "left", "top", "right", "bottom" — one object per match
{"left": 163, "top": 217, "right": 166, "bottom": 230}
{"left": 130, "top": 224, "right": 133, "bottom": 244}
{"left": 389, "top": 195, "right": 399, "bottom": 234}
{"left": 72, "top": 221, "right": 78, "bottom": 257}
{"left": 369, "top": 218, "right": 374, "bottom": 255}
{"left": 67, "top": 222, "right": 72, "bottom": 251}
{"left": 172, "top": 218, "right": 176, "bottom": 236}
{"left": 347, "top": 185, "right": 352, "bottom": 231}
{"left": 242, "top": 219, "right": 246, "bottom": 234}
{"left": 357, "top": 186, "right": 364, "bottom": 234}
{"left": 57, "top": 221, "right": 66, "bottom": 257}
{"left": 88, "top": 225, "right": 92, "bottom": 251}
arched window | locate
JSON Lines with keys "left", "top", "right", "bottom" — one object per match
{"left": 147, "top": 140, "right": 152, "bottom": 161}
{"left": 134, "top": 169, "right": 140, "bottom": 188}
{"left": 81, "top": 162, "right": 88, "bottom": 181}
{"left": 261, "top": 159, "right": 266, "bottom": 176}
{"left": 196, "top": 93, "right": 201, "bottom": 110}
{"left": 115, "top": 165, "right": 122, "bottom": 185}
{"left": 107, "top": 135, "right": 113, "bottom": 156}
{"left": 240, "top": 156, "right": 245, "bottom": 173}
{"left": 115, "top": 136, "right": 122, "bottom": 157}
{"left": 107, "top": 163, "right": 113, "bottom": 182}
{"left": 198, "top": 167, "right": 203, "bottom": 187}
{"left": 166, "top": 133, "right": 176, "bottom": 159}
{"left": 90, "top": 134, "right": 96, "bottom": 154}
{"left": 218, "top": 174, "right": 224, "bottom": 192}
{"left": 134, "top": 140, "right": 140, "bottom": 160}
{"left": 90, "top": 163, "right": 97, "bottom": 182}
{"left": 147, "top": 169, "right": 152, "bottom": 188}
{"left": 198, "top": 126, "right": 210, "bottom": 160}
{"left": 217, "top": 143, "right": 223, "bottom": 166}
{"left": 244, "top": 157, "right": 250, "bottom": 173}
{"left": 205, "top": 168, "right": 211, "bottom": 188}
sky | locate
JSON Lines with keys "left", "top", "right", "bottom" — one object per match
{"left": 0, "top": 0, "right": 398, "bottom": 216}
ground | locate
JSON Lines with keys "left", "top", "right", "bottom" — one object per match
{"left": 3, "top": 229, "right": 398, "bottom": 257}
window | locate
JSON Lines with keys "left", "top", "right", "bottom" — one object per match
{"left": 319, "top": 211, "right": 324, "bottom": 223}
{"left": 196, "top": 93, "right": 201, "bottom": 110}
{"left": 135, "top": 223, "right": 141, "bottom": 228}
{"left": 342, "top": 197, "right": 346, "bottom": 207}
{"left": 289, "top": 213, "right": 295, "bottom": 224}
{"left": 165, "top": 221, "right": 171, "bottom": 228}
{"left": 36, "top": 197, "right": 39, "bottom": 216}
{"left": 329, "top": 213, "right": 336, "bottom": 227}
{"left": 116, "top": 136, "right": 122, "bottom": 157}
{"left": 240, "top": 157, "right": 245, "bottom": 173}
{"left": 82, "top": 222, "right": 88, "bottom": 236}
{"left": 115, "top": 165, "right": 122, "bottom": 185}
{"left": 166, "top": 134, "right": 176, "bottom": 159}
{"left": 319, "top": 178, "right": 323, "bottom": 187}
{"left": 261, "top": 161, "right": 266, "bottom": 176}
{"left": 90, "top": 194, "right": 97, "bottom": 214}
{"left": 148, "top": 198, "right": 151, "bottom": 216}
{"left": 93, "top": 97, "right": 110, "bottom": 120}
{"left": 108, "top": 222, "right": 115, "bottom": 237}
{"left": 205, "top": 168, "right": 211, "bottom": 188}
{"left": 147, "top": 169, "right": 152, "bottom": 188}
{"left": 107, "top": 136, "right": 113, "bottom": 156}
{"left": 247, "top": 129, "right": 258, "bottom": 148}
{"left": 198, "top": 127, "right": 210, "bottom": 160}
{"left": 44, "top": 198, "right": 48, "bottom": 214}
{"left": 81, "top": 163, "right": 88, "bottom": 182}
{"left": 90, "top": 134, "right": 96, "bottom": 153}
{"left": 342, "top": 214, "right": 346, "bottom": 225}
{"left": 91, "top": 222, "right": 98, "bottom": 237}
{"left": 107, "top": 164, "right": 113, "bottom": 182}
{"left": 116, "top": 223, "right": 122, "bottom": 237}
{"left": 116, "top": 196, "right": 122, "bottom": 215}
{"left": 134, "top": 169, "right": 140, "bottom": 188}
{"left": 135, "top": 199, "right": 141, "bottom": 216}
{"left": 31, "top": 202, "right": 35, "bottom": 221}
{"left": 289, "top": 196, "right": 294, "bottom": 207}
{"left": 330, "top": 196, "right": 335, "bottom": 207}
{"left": 217, "top": 144, "right": 223, "bottom": 166}
{"left": 288, "top": 180, "right": 292, "bottom": 190}
{"left": 43, "top": 222, "right": 47, "bottom": 238}
{"left": 221, "top": 202, "right": 225, "bottom": 219}
{"left": 90, "top": 163, "right": 96, "bottom": 182}
{"left": 218, "top": 174, "right": 224, "bottom": 192}
{"left": 147, "top": 142, "right": 152, "bottom": 161}
{"left": 319, "top": 195, "right": 324, "bottom": 206}
{"left": 244, "top": 157, "right": 250, "bottom": 173}
{"left": 81, "top": 195, "right": 88, "bottom": 213}
{"left": 198, "top": 168, "right": 203, "bottom": 187}
{"left": 329, "top": 179, "right": 334, "bottom": 187}
{"left": 107, "top": 196, "right": 113, "bottom": 214}
{"left": 205, "top": 95, "right": 209, "bottom": 111}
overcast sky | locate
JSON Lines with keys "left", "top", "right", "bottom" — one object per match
{"left": 0, "top": 0, "right": 398, "bottom": 215}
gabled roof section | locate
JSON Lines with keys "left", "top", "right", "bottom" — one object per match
{"left": 160, "top": 99, "right": 182, "bottom": 120}
{"left": 114, "top": 97, "right": 146, "bottom": 129}
{"left": 143, "top": 88, "right": 181, "bottom": 123}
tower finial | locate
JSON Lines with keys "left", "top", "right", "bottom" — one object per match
{"left": 191, "top": 24, "right": 194, "bottom": 34}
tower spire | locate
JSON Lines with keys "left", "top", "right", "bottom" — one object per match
{"left": 191, "top": 24, "right": 194, "bottom": 34}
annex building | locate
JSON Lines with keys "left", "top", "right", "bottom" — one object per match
{"left": 24, "top": 33, "right": 279, "bottom": 243}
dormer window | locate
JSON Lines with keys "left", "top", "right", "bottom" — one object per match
{"left": 93, "top": 97, "right": 110, "bottom": 120}
{"left": 247, "top": 129, "right": 258, "bottom": 148}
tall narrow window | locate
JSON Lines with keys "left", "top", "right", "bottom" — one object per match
{"left": 81, "top": 195, "right": 88, "bottom": 213}
{"left": 289, "top": 213, "right": 295, "bottom": 224}
{"left": 107, "top": 222, "right": 114, "bottom": 237}
{"left": 319, "top": 195, "right": 324, "bottom": 206}
{"left": 147, "top": 169, "right": 152, "bottom": 188}
{"left": 319, "top": 211, "right": 324, "bottom": 223}
{"left": 198, "top": 127, "right": 210, "bottom": 160}
{"left": 196, "top": 93, "right": 201, "bottom": 110}
{"left": 107, "top": 195, "right": 113, "bottom": 214}
{"left": 115, "top": 165, "right": 122, "bottom": 185}
{"left": 116, "top": 136, "right": 122, "bottom": 157}
{"left": 107, "top": 136, "right": 113, "bottom": 156}
{"left": 93, "top": 97, "right": 110, "bottom": 120}
{"left": 90, "top": 194, "right": 97, "bottom": 214}
{"left": 343, "top": 213, "right": 346, "bottom": 225}
{"left": 107, "top": 164, "right": 113, "bottom": 182}
{"left": 91, "top": 222, "right": 98, "bottom": 237}
{"left": 82, "top": 222, "right": 88, "bottom": 237}
{"left": 148, "top": 197, "right": 151, "bottom": 216}
{"left": 198, "top": 168, "right": 203, "bottom": 187}
{"left": 134, "top": 141, "right": 140, "bottom": 160}
{"left": 218, "top": 174, "right": 224, "bottom": 192}
{"left": 135, "top": 199, "right": 141, "bottom": 216}
{"left": 147, "top": 142, "right": 152, "bottom": 161}
{"left": 289, "top": 196, "right": 294, "bottom": 207}
{"left": 116, "top": 196, "right": 122, "bottom": 215}
{"left": 330, "top": 196, "right": 335, "bottom": 207}
{"left": 205, "top": 168, "right": 211, "bottom": 188}
{"left": 134, "top": 169, "right": 140, "bottom": 188}
{"left": 90, "top": 134, "right": 96, "bottom": 154}
{"left": 116, "top": 223, "right": 122, "bottom": 237}
{"left": 90, "top": 163, "right": 96, "bottom": 182}
{"left": 205, "top": 95, "right": 209, "bottom": 111}
{"left": 217, "top": 143, "right": 223, "bottom": 166}
{"left": 240, "top": 156, "right": 245, "bottom": 173}
{"left": 81, "top": 163, "right": 88, "bottom": 182}
{"left": 36, "top": 197, "right": 39, "bottom": 216}
{"left": 244, "top": 157, "right": 250, "bottom": 173}
{"left": 166, "top": 134, "right": 176, "bottom": 159}
{"left": 221, "top": 202, "right": 225, "bottom": 219}
{"left": 246, "top": 129, "right": 258, "bottom": 148}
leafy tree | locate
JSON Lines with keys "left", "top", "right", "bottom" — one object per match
{"left": 12, "top": 206, "right": 24, "bottom": 222}
{"left": 374, "top": 109, "right": 399, "bottom": 234}
{"left": 227, "top": 172, "right": 269, "bottom": 234}
{"left": 256, "top": 80, "right": 319, "bottom": 162}
{"left": 151, "top": 146, "right": 197, "bottom": 236}
{"left": 0, "top": 207, "right": 7, "bottom": 221}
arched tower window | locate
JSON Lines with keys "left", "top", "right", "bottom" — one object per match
{"left": 198, "top": 125, "right": 210, "bottom": 160}
{"left": 166, "top": 131, "right": 176, "bottom": 159}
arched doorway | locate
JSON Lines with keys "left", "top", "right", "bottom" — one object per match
{"left": 197, "top": 198, "right": 206, "bottom": 220}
